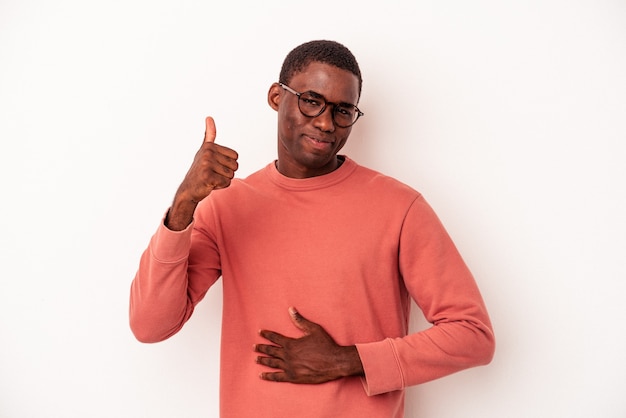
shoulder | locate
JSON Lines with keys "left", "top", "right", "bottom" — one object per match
{"left": 351, "top": 161, "right": 421, "bottom": 198}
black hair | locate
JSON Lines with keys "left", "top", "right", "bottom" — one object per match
{"left": 278, "top": 40, "right": 362, "bottom": 97}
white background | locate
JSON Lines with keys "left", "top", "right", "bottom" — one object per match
{"left": 1, "top": 1, "right": 625, "bottom": 417}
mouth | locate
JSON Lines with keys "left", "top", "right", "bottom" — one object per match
{"left": 305, "top": 135, "right": 334, "bottom": 148}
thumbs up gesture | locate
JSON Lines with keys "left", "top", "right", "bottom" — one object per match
{"left": 166, "top": 117, "right": 239, "bottom": 230}
{"left": 186, "top": 116, "right": 239, "bottom": 197}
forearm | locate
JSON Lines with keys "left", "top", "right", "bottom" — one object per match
{"left": 356, "top": 317, "right": 495, "bottom": 395}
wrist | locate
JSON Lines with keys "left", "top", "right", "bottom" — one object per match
{"left": 166, "top": 192, "right": 198, "bottom": 231}
{"left": 339, "top": 345, "right": 365, "bottom": 378}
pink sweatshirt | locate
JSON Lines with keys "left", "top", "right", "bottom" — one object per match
{"left": 130, "top": 157, "right": 494, "bottom": 417}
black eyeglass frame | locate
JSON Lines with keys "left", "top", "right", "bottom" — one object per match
{"left": 278, "top": 83, "right": 364, "bottom": 128}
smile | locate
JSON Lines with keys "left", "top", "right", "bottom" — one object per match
{"left": 304, "top": 136, "right": 334, "bottom": 152}
{"left": 306, "top": 135, "right": 333, "bottom": 144}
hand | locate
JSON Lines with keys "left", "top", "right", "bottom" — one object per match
{"left": 254, "top": 307, "right": 364, "bottom": 384}
{"left": 178, "top": 116, "right": 239, "bottom": 202}
{"left": 166, "top": 117, "right": 239, "bottom": 230}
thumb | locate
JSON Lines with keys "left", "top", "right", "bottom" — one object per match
{"left": 289, "top": 307, "right": 314, "bottom": 334}
{"left": 204, "top": 116, "right": 216, "bottom": 143}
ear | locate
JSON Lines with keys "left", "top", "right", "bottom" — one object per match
{"left": 267, "top": 82, "right": 282, "bottom": 111}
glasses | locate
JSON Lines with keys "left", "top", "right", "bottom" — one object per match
{"left": 279, "top": 83, "right": 364, "bottom": 128}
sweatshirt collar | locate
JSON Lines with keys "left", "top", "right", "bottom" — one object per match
{"left": 265, "top": 156, "right": 357, "bottom": 191}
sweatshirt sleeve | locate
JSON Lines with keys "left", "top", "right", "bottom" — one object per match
{"left": 129, "top": 209, "right": 221, "bottom": 343}
{"left": 356, "top": 196, "right": 495, "bottom": 395}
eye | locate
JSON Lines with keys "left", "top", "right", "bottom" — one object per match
{"left": 335, "top": 105, "right": 355, "bottom": 117}
{"left": 300, "top": 92, "right": 323, "bottom": 107}
{"left": 302, "top": 97, "right": 321, "bottom": 107}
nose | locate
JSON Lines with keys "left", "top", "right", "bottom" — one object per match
{"left": 312, "top": 105, "right": 335, "bottom": 132}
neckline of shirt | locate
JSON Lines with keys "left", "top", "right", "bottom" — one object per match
{"left": 264, "top": 156, "right": 357, "bottom": 191}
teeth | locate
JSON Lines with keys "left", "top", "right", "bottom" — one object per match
{"left": 308, "top": 136, "right": 330, "bottom": 144}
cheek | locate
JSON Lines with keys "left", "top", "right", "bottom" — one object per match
{"left": 278, "top": 107, "right": 298, "bottom": 133}
{"left": 335, "top": 131, "right": 351, "bottom": 151}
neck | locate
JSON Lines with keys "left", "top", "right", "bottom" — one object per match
{"left": 276, "top": 156, "right": 344, "bottom": 179}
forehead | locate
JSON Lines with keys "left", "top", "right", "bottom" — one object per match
{"left": 288, "top": 62, "right": 360, "bottom": 104}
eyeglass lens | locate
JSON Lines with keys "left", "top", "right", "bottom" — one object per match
{"left": 298, "top": 91, "right": 360, "bottom": 127}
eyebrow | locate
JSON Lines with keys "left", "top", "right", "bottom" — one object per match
{"left": 303, "top": 89, "right": 357, "bottom": 108}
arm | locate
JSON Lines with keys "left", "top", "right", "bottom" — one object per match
{"left": 129, "top": 117, "right": 239, "bottom": 342}
{"left": 356, "top": 196, "right": 495, "bottom": 395}
{"left": 253, "top": 196, "right": 494, "bottom": 393}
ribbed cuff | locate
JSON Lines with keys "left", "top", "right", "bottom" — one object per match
{"left": 149, "top": 213, "right": 194, "bottom": 262}
{"left": 356, "top": 338, "right": 405, "bottom": 396}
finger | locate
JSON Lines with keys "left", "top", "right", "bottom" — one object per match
{"left": 259, "top": 371, "right": 289, "bottom": 382}
{"left": 204, "top": 116, "right": 216, "bottom": 143}
{"left": 209, "top": 162, "right": 236, "bottom": 182}
{"left": 259, "top": 329, "right": 288, "bottom": 346}
{"left": 211, "top": 149, "right": 239, "bottom": 173}
{"left": 288, "top": 306, "right": 314, "bottom": 334}
{"left": 256, "top": 355, "right": 286, "bottom": 370}
{"left": 254, "top": 343, "right": 284, "bottom": 359}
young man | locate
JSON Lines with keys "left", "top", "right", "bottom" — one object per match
{"left": 130, "top": 40, "right": 495, "bottom": 417}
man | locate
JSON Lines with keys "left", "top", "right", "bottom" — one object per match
{"left": 130, "top": 40, "right": 495, "bottom": 417}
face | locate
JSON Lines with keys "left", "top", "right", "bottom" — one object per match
{"left": 268, "top": 62, "right": 361, "bottom": 179}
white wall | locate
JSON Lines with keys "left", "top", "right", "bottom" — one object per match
{"left": 1, "top": 1, "right": 625, "bottom": 417}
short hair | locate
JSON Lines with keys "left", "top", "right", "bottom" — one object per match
{"left": 278, "top": 40, "right": 363, "bottom": 98}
